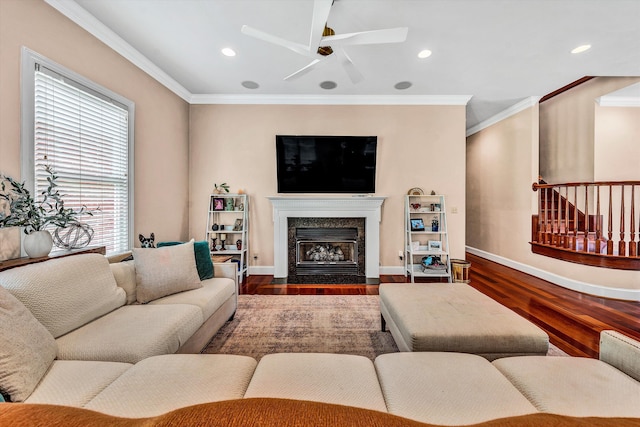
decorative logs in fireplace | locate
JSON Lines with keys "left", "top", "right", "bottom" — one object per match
{"left": 295, "top": 227, "right": 358, "bottom": 276}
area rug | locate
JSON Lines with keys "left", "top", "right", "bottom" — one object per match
{"left": 202, "top": 295, "right": 568, "bottom": 360}
{"left": 202, "top": 294, "right": 398, "bottom": 360}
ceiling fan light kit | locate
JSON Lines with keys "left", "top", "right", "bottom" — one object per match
{"left": 241, "top": 0, "right": 408, "bottom": 84}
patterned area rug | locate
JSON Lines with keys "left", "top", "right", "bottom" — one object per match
{"left": 202, "top": 294, "right": 568, "bottom": 360}
{"left": 202, "top": 295, "right": 398, "bottom": 360}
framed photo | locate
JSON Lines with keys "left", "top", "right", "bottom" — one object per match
{"left": 410, "top": 218, "right": 425, "bottom": 231}
{"left": 428, "top": 240, "right": 442, "bottom": 251}
{"left": 233, "top": 218, "right": 243, "bottom": 231}
{"left": 213, "top": 198, "right": 224, "bottom": 211}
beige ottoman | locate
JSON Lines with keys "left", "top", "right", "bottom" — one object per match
{"left": 375, "top": 352, "right": 537, "bottom": 425}
{"left": 379, "top": 283, "right": 548, "bottom": 360}
{"left": 244, "top": 353, "right": 388, "bottom": 412}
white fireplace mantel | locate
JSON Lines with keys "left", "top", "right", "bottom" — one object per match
{"left": 268, "top": 196, "right": 386, "bottom": 282}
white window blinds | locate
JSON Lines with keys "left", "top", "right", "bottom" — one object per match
{"left": 33, "top": 65, "right": 131, "bottom": 254}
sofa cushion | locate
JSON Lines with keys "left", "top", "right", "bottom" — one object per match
{"left": 0, "top": 286, "right": 57, "bottom": 402}
{"left": 375, "top": 352, "right": 537, "bottom": 425}
{"left": 55, "top": 304, "right": 203, "bottom": 364}
{"left": 149, "top": 277, "right": 235, "bottom": 320}
{"left": 157, "top": 241, "right": 214, "bottom": 280}
{"left": 25, "top": 360, "right": 132, "bottom": 407}
{"left": 244, "top": 353, "right": 388, "bottom": 412}
{"left": 493, "top": 356, "right": 640, "bottom": 417}
{"left": 0, "top": 253, "right": 126, "bottom": 338}
{"left": 85, "top": 354, "right": 257, "bottom": 418}
{"left": 134, "top": 241, "right": 203, "bottom": 303}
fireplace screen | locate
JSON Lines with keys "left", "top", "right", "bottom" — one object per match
{"left": 295, "top": 228, "right": 358, "bottom": 275}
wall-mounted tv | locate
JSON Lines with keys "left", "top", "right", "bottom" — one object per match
{"left": 276, "top": 135, "right": 377, "bottom": 194}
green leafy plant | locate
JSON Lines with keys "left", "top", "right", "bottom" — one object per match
{"left": 0, "top": 165, "right": 96, "bottom": 235}
{"left": 214, "top": 182, "right": 230, "bottom": 193}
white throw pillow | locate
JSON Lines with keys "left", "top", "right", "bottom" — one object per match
{"left": 133, "top": 240, "right": 202, "bottom": 304}
{"left": 0, "top": 285, "right": 57, "bottom": 402}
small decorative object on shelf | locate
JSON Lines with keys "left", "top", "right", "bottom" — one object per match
{"left": 225, "top": 198, "right": 234, "bottom": 211}
{"left": 53, "top": 223, "right": 94, "bottom": 249}
{"left": 407, "top": 187, "right": 424, "bottom": 195}
{"left": 212, "top": 198, "right": 224, "bottom": 211}
{"left": 213, "top": 182, "right": 230, "bottom": 194}
{"left": 432, "top": 217, "right": 439, "bottom": 232}
{"left": 410, "top": 203, "right": 421, "bottom": 210}
{"left": 211, "top": 237, "right": 217, "bottom": 251}
{"left": 236, "top": 239, "right": 242, "bottom": 250}
{"left": 211, "top": 223, "right": 219, "bottom": 231}
{"left": 233, "top": 218, "right": 243, "bottom": 231}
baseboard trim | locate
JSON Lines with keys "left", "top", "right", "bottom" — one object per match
{"left": 466, "top": 246, "right": 640, "bottom": 302}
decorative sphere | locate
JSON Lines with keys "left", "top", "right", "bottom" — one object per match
{"left": 53, "top": 223, "right": 94, "bottom": 249}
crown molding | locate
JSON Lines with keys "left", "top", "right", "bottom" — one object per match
{"left": 189, "top": 94, "right": 472, "bottom": 105}
{"left": 596, "top": 96, "right": 640, "bottom": 107}
{"left": 466, "top": 96, "right": 541, "bottom": 137}
{"left": 45, "top": 0, "right": 192, "bottom": 102}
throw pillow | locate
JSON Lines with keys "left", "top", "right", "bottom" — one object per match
{"left": 133, "top": 240, "right": 203, "bottom": 304}
{"left": 0, "top": 285, "right": 57, "bottom": 402}
{"left": 157, "top": 240, "right": 214, "bottom": 280}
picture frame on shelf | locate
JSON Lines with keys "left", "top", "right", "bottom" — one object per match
{"left": 410, "top": 218, "right": 425, "bottom": 231}
{"left": 233, "top": 218, "right": 243, "bottom": 231}
{"left": 213, "top": 198, "right": 224, "bottom": 211}
{"left": 428, "top": 240, "right": 442, "bottom": 251}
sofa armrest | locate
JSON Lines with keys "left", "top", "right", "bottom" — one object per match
{"left": 213, "top": 262, "right": 238, "bottom": 289}
{"left": 599, "top": 330, "right": 640, "bottom": 382}
{"left": 109, "top": 260, "right": 137, "bottom": 304}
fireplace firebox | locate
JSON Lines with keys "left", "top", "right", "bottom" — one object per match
{"left": 287, "top": 217, "right": 366, "bottom": 283}
{"left": 295, "top": 228, "right": 358, "bottom": 275}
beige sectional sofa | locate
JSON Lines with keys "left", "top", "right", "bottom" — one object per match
{"left": 1, "top": 250, "right": 639, "bottom": 425}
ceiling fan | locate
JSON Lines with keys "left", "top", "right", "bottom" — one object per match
{"left": 241, "top": 0, "right": 408, "bottom": 84}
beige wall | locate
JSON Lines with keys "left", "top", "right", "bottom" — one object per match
{"left": 189, "top": 104, "right": 467, "bottom": 270}
{"left": 540, "top": 77, "right": 640, "bottom": 183}
{"left": 467, "top": 104, "right": 640, "bottom": 293}
{"left": 0, "top": 0, "right": 190, "bottom": 255}
{"left": 594, "top": 105, "right": 640, "bottom": 181}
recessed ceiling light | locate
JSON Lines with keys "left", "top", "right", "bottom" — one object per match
{"left": 241, "top": 81, "right": 259, "bottom": 89}
{"left": 417, "top": 49, "right": 432, "bottom": 59}
{"left": 221, "top": 47, "right": 236, "bottom": 57}
{"left": 571, "top": 44, "right": 591, "bottom": 54}
{"left": 394, "top": 81, "right": 412, "bottom": 90}
{"left": 320, "top": 81, "right": 337, "bottom": 90}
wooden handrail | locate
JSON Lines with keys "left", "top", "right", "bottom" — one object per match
{"left": 531, "top": 180, "right": 640, "bottom": 270}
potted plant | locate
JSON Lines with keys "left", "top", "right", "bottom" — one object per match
{"left": 0, "top": 165, "right": 95, "bottom": 258}
{"left": 213, "top": 182, "right": 230, "bottom": 194}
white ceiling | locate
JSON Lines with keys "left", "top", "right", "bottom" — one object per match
{"left": 50, "top": 0, "right": 640, "bottom": 131}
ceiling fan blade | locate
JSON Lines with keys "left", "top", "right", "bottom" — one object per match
{"left": 241, "top": 25, "right": 310, "bottom": 56}
{"left": 322, "top": 27, "right": 409, "bottom": 46}
{"left": 335, "top": 49, "right": 364, "bottom": 84}
{"left": 309, "top": 0, "right": 333, "bottom": 53}
{"left": 283, "top": 59, "right": 323, "bottom": 81}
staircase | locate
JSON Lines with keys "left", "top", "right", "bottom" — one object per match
{"left": 531, "top": 180, "right": 640, "bottom": 270}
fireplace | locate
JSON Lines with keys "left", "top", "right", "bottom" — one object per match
{"left": 268, "top": 196, "right": 385, "bottom": 284}
{"left": 287, "top": 218, "right": 365, "bottom": 282}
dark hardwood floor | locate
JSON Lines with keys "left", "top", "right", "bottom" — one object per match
{"left": 240, "top": 252, "right": 640, "bottom": 358}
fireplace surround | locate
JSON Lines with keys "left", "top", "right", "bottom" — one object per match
{"left": 268, "top": 196, "right": 386, "bottom": 284}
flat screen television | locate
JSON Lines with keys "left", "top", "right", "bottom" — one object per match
{"left": 275, "top": 135, "right": 377, "bottom": 193}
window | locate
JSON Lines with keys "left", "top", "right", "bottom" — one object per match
{"left": 21, "top": 48, "right": 134, "bottom": 254}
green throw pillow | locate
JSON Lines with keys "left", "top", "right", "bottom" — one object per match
{"left": 157, "top": 241, "right": 214, "bottom": 280}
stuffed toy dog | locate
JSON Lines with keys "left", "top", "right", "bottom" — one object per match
{"left": 139, "top": 233, "right": 155, "bottom": 248}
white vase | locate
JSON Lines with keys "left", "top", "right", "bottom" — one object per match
{"left": 23, "top": 230, "right": 53, "bottom": 258}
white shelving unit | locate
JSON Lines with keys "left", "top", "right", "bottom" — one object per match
{"left": 205, "top": 193, "right": 249, "bottom": 281}
{"left": 404, "top": 194, "right": 451, "bottom": 283}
